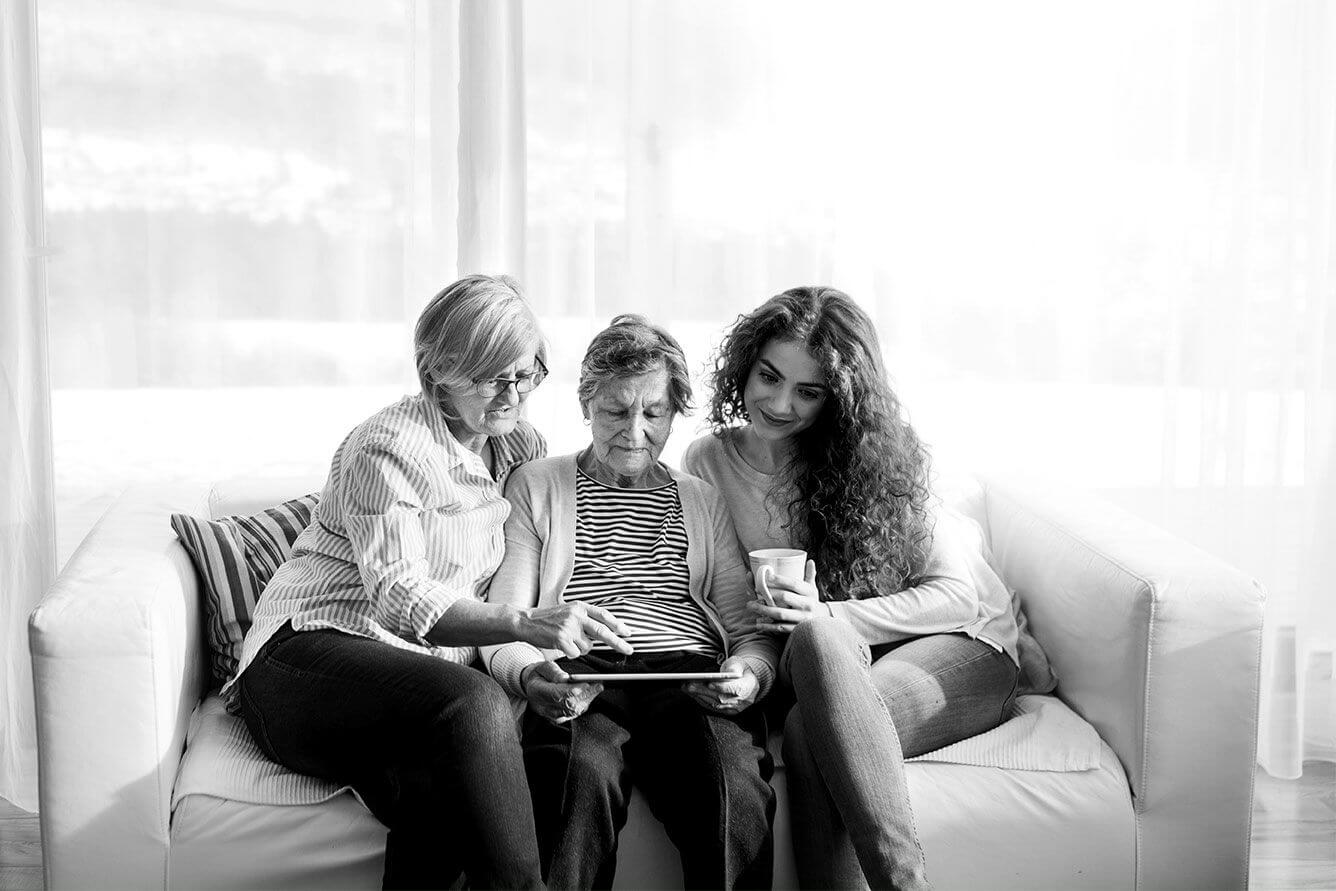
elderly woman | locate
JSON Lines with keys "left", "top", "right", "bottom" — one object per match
{"left": 483, "top": 314, "right": 780, "bottom": 890}
{"left": 225, "top": 275, "right": 630, "bottom": 891}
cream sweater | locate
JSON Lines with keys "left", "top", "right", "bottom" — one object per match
{"left": 682, "top": 429, "right": 1020, "bottom": 666}
{"left": 481, "top": 453, "right": 782, "bottom": 698}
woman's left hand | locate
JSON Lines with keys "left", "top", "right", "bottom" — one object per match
{"left": 747, "top": 559, "right": 825, "bottom": 634}
{"left": 684, "top": 657, "right": 759, "bottom": 714}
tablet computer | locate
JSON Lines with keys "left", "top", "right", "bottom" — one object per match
{"left": 564, "top": 670, "right": 743, "bottom": 683}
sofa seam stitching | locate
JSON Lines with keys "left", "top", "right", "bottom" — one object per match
{"left": 147, "top": 599, "right": 171, "bottom": 890}
{"left": 1134, "top": 583, "right": 1157, "bottom": 891}
{"left": 1239, "top": 578, "right": 1267, "bottom": 884}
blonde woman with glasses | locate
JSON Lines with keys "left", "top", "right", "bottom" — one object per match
{"left": 225, "top": 274, "right": 630, "bottom": 890}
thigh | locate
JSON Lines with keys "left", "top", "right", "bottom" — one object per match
{"left": 238, "top": 626, "right": 499, "bottom": 776}
{"left": 868, "top": 634, "right": 1018, "bottom": 759}
{"left": 629, "top": 682, "right": 772, "bottom": 800}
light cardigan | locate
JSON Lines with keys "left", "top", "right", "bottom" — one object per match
{"left": 482, "top": 453, "right": 781, "bottom": 700}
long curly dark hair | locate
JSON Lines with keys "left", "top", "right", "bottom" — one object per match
{"left": 706, "top": 286, "right": 934, "bottom": 601}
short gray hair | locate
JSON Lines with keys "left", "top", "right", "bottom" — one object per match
{"left": 415, "top": 274, "right": 546, "bottom": 412}
{"left": 578, "top": 314, "right": 693, "bottom": 414}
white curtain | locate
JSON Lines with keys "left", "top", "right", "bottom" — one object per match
{"left": 517, "top": 0, "right": 1336, "bottom": 774}
{"left": 37, "top": 0, "right": 525, "bottom": 558}
{"left": 1, "top": 0, "right": 54, "bottom": 812}
{"left": 17, "top": 0, "right": 1335, "bottom": 810}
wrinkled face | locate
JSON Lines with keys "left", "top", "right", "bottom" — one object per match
{"left": 743, "top": 339, "right": 829, "bottom": 443}
{"left": 446, "top": 344, "right": 543, "bottom": 440}
{"left": 584, "top": 367, "right": 675, "bottom": 485}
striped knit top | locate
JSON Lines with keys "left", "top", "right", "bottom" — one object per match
{"left": 221, "top": 393, "right": 545, "bottom": 709}
{"left": 566, "top": 467, "right": 722, "bottom": 656}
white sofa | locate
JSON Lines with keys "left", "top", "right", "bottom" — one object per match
{"left": 30, "top": 473, "right": 1264, "bottom": 890}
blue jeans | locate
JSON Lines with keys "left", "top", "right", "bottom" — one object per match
{"left": 523, "top": 651, "right": 776, "bottom": 890}
{"left": 235, "top": 623, "right": 543, "bottom": 890}
{"left": 780, "top": 617, "right": 1018, "bottom": 891}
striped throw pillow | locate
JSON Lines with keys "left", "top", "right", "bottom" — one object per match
{"left": 171, "top": 494, "right": 319, "bottom": 687}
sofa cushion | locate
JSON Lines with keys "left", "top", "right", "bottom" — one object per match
{"left": 170, "top": 794, "right": 386, "bottom": 891}
{"left": 174, "top": 692, "right": 1102, "bottom": 819}
{"left": 171, "top": 495, "right": 319, "bottom": 686}
{"left": 170, "top": 692, "right": 1128, "bottom": 891}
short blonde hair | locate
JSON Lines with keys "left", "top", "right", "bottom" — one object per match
{"left": 414, "top": 275, "right": 546, "bottom": 414}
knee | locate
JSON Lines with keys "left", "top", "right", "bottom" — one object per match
{"left": 439, "top": 673, "right": 516, "bottom": 745}
{"left": 786, "top": 615, "right": 863, "bottom": 671}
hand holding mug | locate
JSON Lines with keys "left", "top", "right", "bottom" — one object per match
{"left": 748, "top": 549, "right": 823, "bottom": 634}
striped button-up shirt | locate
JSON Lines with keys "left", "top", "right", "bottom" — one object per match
{"left": 223, "top": 394, "right": 545, "bottom": 705}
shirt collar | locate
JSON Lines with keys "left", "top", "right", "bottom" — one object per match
{"left": 418, "top": 393, "right": 467, "bottom": 469}
{"left": 417, "top": 392, "right": 526, "bottom": 483}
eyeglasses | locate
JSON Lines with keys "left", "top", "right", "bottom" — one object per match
{"left": 472, "top": 356, "right": 548, "bottom": 398}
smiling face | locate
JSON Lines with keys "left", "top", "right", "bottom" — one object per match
{"left": 445, "top": 345, "right": 543, "bottom": 444}
{"left": 743, "top": 339, "right": 829, "bottom": 444}
{"left": 583, "top": 366, "right": 675, "bottom": 486}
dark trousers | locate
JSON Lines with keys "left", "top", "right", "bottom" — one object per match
{"left": 523, "top": 651, "right": 776, "bottom": 891}
{"left": 235, "top": 623, "right": 543, "bottom": 890}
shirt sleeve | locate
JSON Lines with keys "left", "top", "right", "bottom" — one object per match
{"left": 341, "top": 441, "right": 474, "bottom": 645}
{"left": 824, "top": 510, "right": 983, "bottom": 645}
{"left": 699, "top": 483, "right": 780, "bottom": 698}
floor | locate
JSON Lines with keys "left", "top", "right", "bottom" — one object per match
{"left": 2, "top": 763, "right": 1333, "bottom": 889}
{"left": 1250, "top": 761, "right": 1336, "bottom": 889}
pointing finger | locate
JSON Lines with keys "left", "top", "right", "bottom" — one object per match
{"left": 582, "top": 617, "right": 634, "bottom": 655}
{"left": 583, "top": 604, "right": 633, "bottom": 638}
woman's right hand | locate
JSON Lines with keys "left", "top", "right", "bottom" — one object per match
{"left": 521, "top": 660, "right": 603, "bottom": 724}
{"left": 518, "top": 602, "right": 634, "bottom": 657}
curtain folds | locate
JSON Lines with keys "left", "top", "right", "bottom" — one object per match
{"left": 407, "top": 0, "right": 526, "bottom": 302}
{"left": 1253, "top": 0, "right": 1336, "bottom": 777}
{"left": 1, "top": 0, "right": 54, "bottom": 812}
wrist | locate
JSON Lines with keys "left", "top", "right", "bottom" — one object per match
{"left": 501, "top": 605, "right": 528, "bottom": 641}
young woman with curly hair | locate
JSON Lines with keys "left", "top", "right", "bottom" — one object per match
{"left": 683, "top": 286, "right": 1022, "bottom": 891}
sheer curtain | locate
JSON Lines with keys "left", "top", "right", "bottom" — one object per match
{"left": 22, "top": 0, "right": 1336, "bottom": 812}
{"left": 38, "top": 0, "right": 524, "bottom": 560}
{"left": 27, "top": 0, "right": 523, "bottom": 807}
{"left": 519, "top": 0, "right": 1335, "bottom": 774}
{"left": 1, "top": 0, "right": 54, "bottom": 812}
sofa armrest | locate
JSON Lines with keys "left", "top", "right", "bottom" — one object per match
{"left": 29, "top": 483, "right": 213, "bottom": 891}
{"left": 982, "top": 477, "right": 1264, "bottom": 890}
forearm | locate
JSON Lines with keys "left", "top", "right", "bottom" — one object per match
{"left": 826, "top": 576, "right": 977, "bottom": 643}
{"left": 828, "top": 508, "right": 991, "bottom": 644}
{"left": 427, "top": 597, "right": 527, "bottom": 647}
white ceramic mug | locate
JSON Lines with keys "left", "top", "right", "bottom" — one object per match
{"left": 748, "top": 548, "right": 807, "bottom": 605}
{"left": 748, "top": 548, "right": 807, "bottom": 581}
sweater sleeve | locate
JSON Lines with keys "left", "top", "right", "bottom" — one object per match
{"left": 696, "top": 481, "right": 780, "bottom": 698}
{"left": 481, "top": 466, "right": 547, "bottom": 697}
{"left": 824, "top": 510, "right": 982, "bottom": 645}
